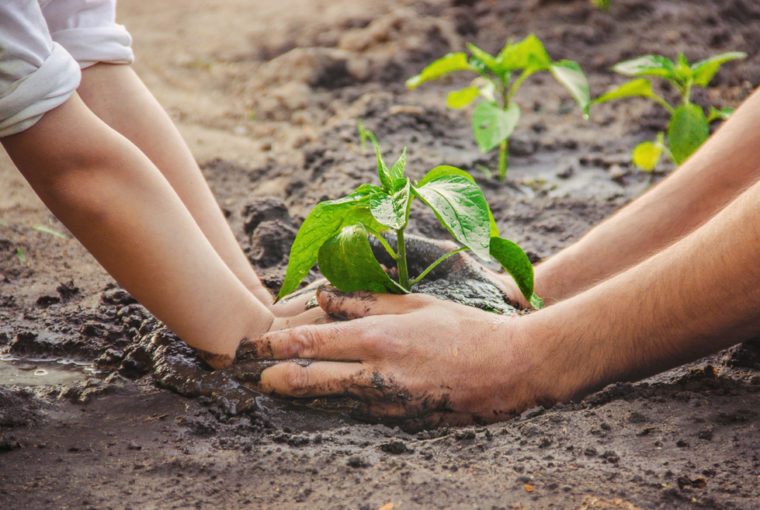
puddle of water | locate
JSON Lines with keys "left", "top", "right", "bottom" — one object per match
{"left": 0, "top": 354, "right": 99, "bottom": 386}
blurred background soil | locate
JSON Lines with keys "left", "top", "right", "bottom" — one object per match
{"left": 1, "top": 0, "right": 759, "bottom": 508}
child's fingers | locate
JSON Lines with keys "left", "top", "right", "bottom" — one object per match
{"left": 270, "top": 306, "right": 331, "bottom": 331}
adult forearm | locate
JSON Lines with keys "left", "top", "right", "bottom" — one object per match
{"left": 535, "top": 88, "right": 760, "bottom": 304}
{"left": 524, "top": 175, "right": 760, "bottom": 402}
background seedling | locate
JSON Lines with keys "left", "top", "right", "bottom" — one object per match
{"left": 356, "top": 119, "right": 377, "bottom": 151}
{"left": 406, "top": 34, "right": 590, "bottom": 181}
{"left": 593, "top": 51, "right": 746, "bottom": 171}
{"left": 278, "top": 136, "right": 543, "bottom": 310}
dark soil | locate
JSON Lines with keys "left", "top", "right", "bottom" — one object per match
{"left": 2, "top": 0, "right": 760, "bottom": 508}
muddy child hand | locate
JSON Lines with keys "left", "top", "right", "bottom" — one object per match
{"left": 269, "top": 278, "right": 328, "bottom": 317}
{"left": 242, "top": 286, "right": 553, "bottom": 429}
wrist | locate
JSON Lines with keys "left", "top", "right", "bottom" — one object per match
{"left": 514, "top": 304, "right": 603, "bottom": 406}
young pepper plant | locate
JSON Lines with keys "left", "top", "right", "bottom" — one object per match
{"left": 406, "top": 34, "right": 590, "bottom": 181}
{"left": 592, "top": 51, "right": 746, "bottom": 171}
{"left": 277, "top": 139, "right": 543, "bottom": 310}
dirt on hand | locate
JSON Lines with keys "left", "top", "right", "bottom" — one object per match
{"left": 2, "top": 0, "right": 760, "bottom": 508}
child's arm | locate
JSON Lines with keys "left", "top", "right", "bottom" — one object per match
{"left": 76, "top": 63, "right": 275, "bottom": 307}
{"left": 2, "top": 94, "right": 298, "bottom": 367}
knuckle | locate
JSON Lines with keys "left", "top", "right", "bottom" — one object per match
{"left": 293, "top": 326, "right": 324, "bottom": 358}
{"left": 282, "top": 363, "right": 311, "bottom": 396}
{"left": 404, "top": 293, "right": 437, "bottom": 308}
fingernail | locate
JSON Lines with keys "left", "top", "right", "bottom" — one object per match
{"left": 235, "top": 337, "right": 274, "bottom": 361}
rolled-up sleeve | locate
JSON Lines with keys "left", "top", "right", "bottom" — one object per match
{"left": 0, "top": 1, "right": 81, "bottom": 137}
{"left": 42, "top": 0, "right": 135, "bottom": 69}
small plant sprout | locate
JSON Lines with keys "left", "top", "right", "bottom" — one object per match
{"left": 277, "top": 137, "right": 543, "bottom": 310}
{"left": 406, "top": 34, "right": 591, "bottom": 181}
{"left": 356, "top": 119, "right": 377, "bottom": 151}
{"left": 593, "top": 51, "right": 746, "bottom": 171}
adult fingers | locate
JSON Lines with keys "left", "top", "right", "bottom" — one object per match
{"left": 237, "top": 316, "right": 384, "bottom": 361}
{"left": 316, "top": 286, "right": 438, "bottom": 320}
{"left": 258, "top": 360, "right": 375, "bottom": 398}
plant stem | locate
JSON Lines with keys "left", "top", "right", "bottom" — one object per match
{"left": 652, "top": 94, "right": 675, "bottom": 114}
{"left": 396, "top": 228, "right": 410, "bottom": 290}
{"left": 498, "top": 139, "right": 508, "bottom": 181}
{"left": 507, "top": 69, "right": 532, "bottom": 102}
{"left": 410, "top": 247, "right": 467, "bottom": 287}
{"left": 370, "top": 232, "right": 398, "bottom": 260}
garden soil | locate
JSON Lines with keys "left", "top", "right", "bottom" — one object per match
{"left": 2, "top": 0, "right": 760, "bottom": 508}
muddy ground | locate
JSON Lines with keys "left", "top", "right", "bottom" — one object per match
{"left": 2, "top": 0, "right": 760, "bottom": 508}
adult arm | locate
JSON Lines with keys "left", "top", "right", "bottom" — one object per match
{"left": 531, "top": 88, "right": 760, "bottom": 304}
{"left": 241, "top": 172, "right": 760, "bottom": 425}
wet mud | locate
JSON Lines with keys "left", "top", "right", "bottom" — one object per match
{"left": 2, "top": 0, "right": 760, "bottom": 507}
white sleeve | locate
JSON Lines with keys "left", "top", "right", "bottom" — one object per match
{"left": 42, "top": 0, "right": 135, "bottom": 69}
{"left": 0, "top": 1, "right": 81, "bottom": 137}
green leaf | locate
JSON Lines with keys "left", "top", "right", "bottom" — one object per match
{"left": 447, "top": 86, "right": 481, "bottom": 109}
{"left": 550, "top": 60, "right": 591, "bottom": 117}
{"left": 406, "top": 52, "right": 472, "bottom": 89}
{"left": 668, "top": 103, "right": 709, "bottom": 164}
{"left": 673, "top": 53, "right": 693, "bottom": 85}
{"left": 370, "top": 179, "right": 411, "bottom": 230}
{"left": 471, "top": 101, "right": 520, "bottom": 153}
{"left": 413, "top": 175, "right": 491, "bottom": 260}
{"left": 691, "top": 51, "right": 746, "bottom": 87}
{"left": 374, "top": 142, "right": 394, "bottom": 192}
{"left": 277, "top": 188, "right": 386, "bottom": 300}
{"left": 612, "top": 55, "right": 675, "bottom": 82}
{"left": 530, "top": 293, "right": 544, "bottom": 310}
{"left": 488, "top": 236, "right": 537, "bottom": 308}
{"left": 318, "top": 224, "right": 406, "bottom": 294}
{"left": 15, "top": 247, "right": 24, "bottom": 265}
{"left": 466, "top": 43, "right": 501, "bottom": 74}
{"left": 592, "top": 78, "right": 655, "bottom": 105}
{"left": 418, "top": 165, "right": 499, "bottom": 237}
{"left": 631, "top": 140, "right": 663, "bottom": 171}
{"left": 389, "top": 147, "right": 407, "bottom": 183}
{"left": 498, "top": 34, "right": 551, "bottom": 72}
{"left": 707, "top": 106, "right": 734, "bottom": 122}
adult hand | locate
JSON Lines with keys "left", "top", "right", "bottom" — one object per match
{"left": 239, "top": 287, "right": 553, "bottom": 428}
{"left": 400, "top": 236, "right": 529, "bottom": 310}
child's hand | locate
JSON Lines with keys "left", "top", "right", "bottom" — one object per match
{"left": 269, "top": 278, "right": 328, "bottom": 317}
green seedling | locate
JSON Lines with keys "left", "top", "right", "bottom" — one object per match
{"left": 15, "top": 248, "right": 24, "bottom": 265}
{"left": 406, "top": 34, "right": 590, "bottom": 181}
{"left": 591, "top": 0, "right": 611, "bottom": 9}
{"left": 356, "top": 119, "right": 377, "bottom": 151}
{"left": 593, "top": 51, "right": 746, "bottom": 171}
{"left": 277, "top": 137, "right": 543, "bottom": 310}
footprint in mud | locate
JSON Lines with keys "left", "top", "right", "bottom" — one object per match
{"left": 119, "top": 234, "right": 521, "bottom": 429}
